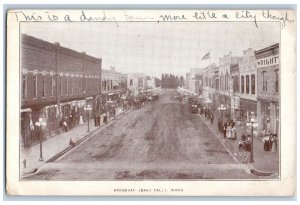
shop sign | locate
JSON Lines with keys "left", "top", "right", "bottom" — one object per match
{"left": 257, "top": 55, "right": 279, "bottom": 67}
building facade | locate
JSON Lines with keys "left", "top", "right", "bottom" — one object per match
{"left": 217, "top": 52, "right": 241, "bottom": 119}
{"left": 101, "top": 67, "right": 124, "bottom": 95}
{"left": 239, "top": 48, "right": 257, "bottom": 122}
{"left": 145, "top": 76, "right": 156, "bottom": 90}
{"left": 255, "top": 43, "right": 280, "bottom": 136}
{"left": 229, "top": 63, "right": 240, "bottom": 120}
{"left": 127, "top": 73, "right": 146, "bottom": 95}
{"left": 202, "top": 63, "right": 217, "bottom": 108}
{"left": 21, "top": 34, "right": 102, "bottom": 147}
{"left": 188, "top": 67, "right": 202, "bottom": 94}
{"left": 185, "top": 72, "right": 191, "bottom": 90}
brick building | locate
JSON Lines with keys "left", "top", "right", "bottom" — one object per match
{"left": 255, "top": 43, "right": 280, "bottom": 136}
{"left": 21, "top": 34, "right": 102, "bottom": 147}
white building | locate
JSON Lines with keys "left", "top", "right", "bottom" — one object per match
{"left": 189, "top": 67, "right": 203, "bottom": 94}
{"left": 127, "top": 73, "right": 146, "bottom": 95}
{"left": 145, "top": 77, "right": 156, "bottom": 89}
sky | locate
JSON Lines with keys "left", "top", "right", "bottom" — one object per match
{"left": 21, "top": 21, "right": 280, "bottom": 78}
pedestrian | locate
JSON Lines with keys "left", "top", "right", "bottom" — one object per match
{"left": 223, "top": 123, "right": 227, "bottom": 139}
{"left": 69, "top": 114, "right": 73, "bottom": 129}
{"left": 63, "top": 119, "right": 68, "bottom": 132}
{"left": 94, "top": 114, "right": 97, "bottom": 126}
{"left": 103, "top": 112, "right": 107, "bottom": 124}
{"left": 246, "top": 135, "right": 252, "bottom": 152}
{"left": 210, "top": 113, "right": 214, "bottom": 124}
{"left": 69, "top": 138, "right": 75, "bottom": 147}
{"left": 97, "top": 114, "right": 101, "bottom": 127}
{"left": 265, "top": 134, "right": 270, "bottom": 151}
{"left": 113, "top": 108, "right": 117, "bottom": 118}
{"left": 232, "top": 126, "right": 237, "bottom": 140}
{"left": 218, "top": 118, "right": 222, "bottom": 132}
{"left": 23, "top": 159, "right": 27, "bottom": 168}
{"left": 269, "top": 134, "right": 274, "bottom": 151}
{"left": 271, "top": 134, "right": 278, "bottom": 153}
{"left": 227, "top": 126, "right": 232, "bottom": 139}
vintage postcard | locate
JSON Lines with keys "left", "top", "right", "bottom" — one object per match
{"left": 6, "top": 9, "right": 296, "bottom": 196}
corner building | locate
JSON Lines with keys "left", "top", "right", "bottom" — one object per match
{"left": 21, "top": 34, "right": 102, "bottom": 147}
{"left": 255, "top": 43, "right": 280, "bottom": 136}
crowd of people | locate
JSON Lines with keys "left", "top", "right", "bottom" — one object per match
{"left": 218, "top": 119, "right": 237, "bottom": 140}
{"left": 177, "top": 91, "right": 279, "bottom": 157}
{"left": 262, "top": 131, "right": 278, "bottom": 153}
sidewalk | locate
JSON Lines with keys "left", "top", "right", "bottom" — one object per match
{"left": 199, "top": 110, "right": 279, "bottom": 174}
{"left": 20, "top": 106, "right": 127, "bottom": 176}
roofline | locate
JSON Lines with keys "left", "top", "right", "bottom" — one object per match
{"left": 254, "top": 43, "right": 279, "bottom": 55}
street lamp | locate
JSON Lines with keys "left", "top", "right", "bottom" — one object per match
{"left": 84, "top": 104, "right": 92, "bottom": 133}
{"left": 35, "top": 117, "right": 46, "bottom": 161}
{"left": 218, "top": 104, "right": 226, "bottom": 125}
{"left": 246, "top": 114, "right": 259, "bottom": 163}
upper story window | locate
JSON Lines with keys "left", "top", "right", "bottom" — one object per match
{"left": 251, "top": 74, "right": 255, "bottom": 95}
{"left": 275, "top": 69, "right": 279, "bottom": 93}
{"left": 262, "top": 71, "right": 267, "bottom": 91}
{"left": 22, "top": 74, "right": 27, "bottom": 99}
{"left": 246, "top": 75, "right": 250, "bottom": 94}
{"left": 241, "top": 76, "right": 244, "bottom": 93}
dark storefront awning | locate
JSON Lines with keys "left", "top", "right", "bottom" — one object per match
{"left": 240, "top": 98, "right": 257, "bottom": 113}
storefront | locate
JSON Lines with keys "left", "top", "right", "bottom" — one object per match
{"left": 21, "top": 108, "right": 34, "bottom": 148}
{"left": 231, "top": 96, "right": 240, "bottom": 121}
{"left": 255, "top": 43, "right": 280, "bottom": 136}
{"left": 240, "top": 98, "right": 257, "bottom": 122}
{"left": 218, "top": 95, "right": 231, "bottom": 119}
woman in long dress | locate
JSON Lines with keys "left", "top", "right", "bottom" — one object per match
{"left": 227, "top": 127, "right": 232, "bottom": 138}
{"left": 271, "top": 134, "right": 278, "bottom": 153}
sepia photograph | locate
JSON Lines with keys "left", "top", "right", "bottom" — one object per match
{"left": 6, "top": 9, "right": 296, "bottom": 196}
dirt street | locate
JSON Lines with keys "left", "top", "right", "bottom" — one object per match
{"left": 24, "top": 89, "right": 257, "bottom": 180}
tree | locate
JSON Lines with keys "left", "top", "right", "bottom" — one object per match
{"left": 180, "top": 76, "right": 184, "bottom": 87}
{"left": 155, "top": 77, "right": 161, "bottom": 87}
